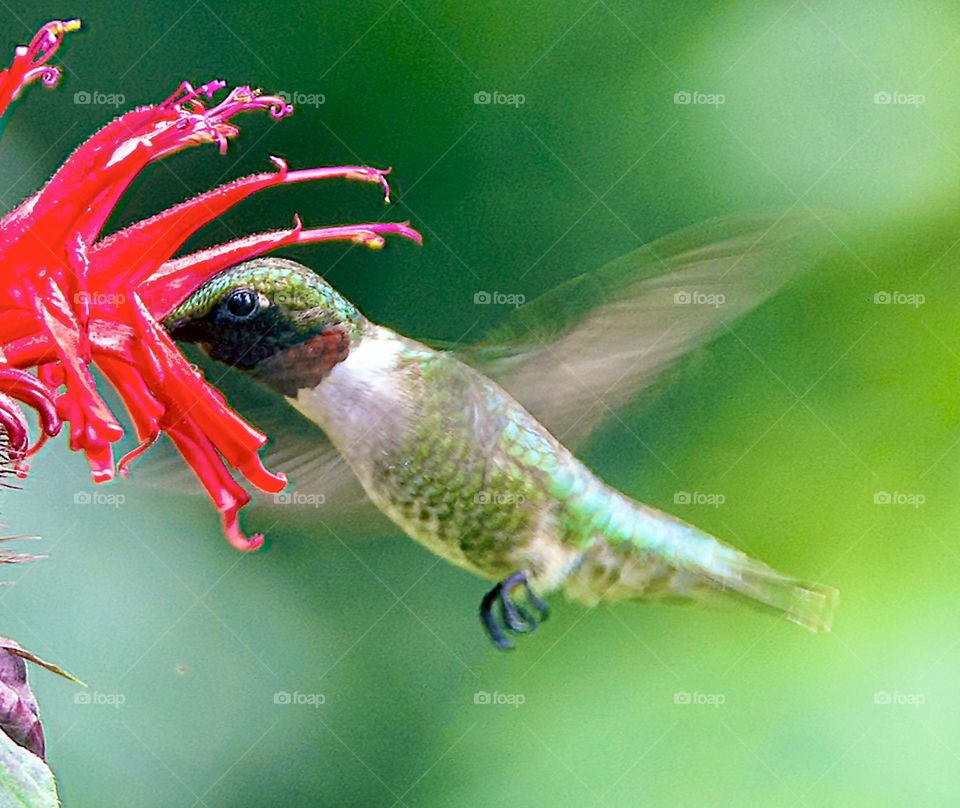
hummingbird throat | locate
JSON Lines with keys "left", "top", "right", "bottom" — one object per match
{"left": 246, "top": 324, "right": 352, "bottom": 397}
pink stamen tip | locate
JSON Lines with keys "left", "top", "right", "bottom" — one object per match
{"left": 379, "top": 167, "right": 393, "bottom": 203}
{"left": 345, "top": 168, "right": 392, "bottom": 202}
{"left": 370, "top": 221, "right": 422, "bottom": 245}
{"left": 22, "top": 66, "right": 61, "bottom": 88}
{"left": 118, "top": 433, "right": 159, "bottom": 477}
{"left": 297, "top": 221, "right": 423, "bottom": 248}
{"left": 262, "top": 95, "right": 293, "bottom": 120}
{"left": 223, "top": 509, "right": 265, "bottom": 552}
{"left": 283, "top": 165, "right": 394, "bottom": 202}
{"left": 198, "top": 79, "right": 227, "bottom": 99}
{"left": 27, "top": 19, "right": 80, "bottom": 65}
{"left": 396, "top": 221, "right": 423, "bottom": 245}
{"left": 351, "top": 232, "right": 384, "bottom": 249}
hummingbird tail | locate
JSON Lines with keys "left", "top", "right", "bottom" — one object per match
{"left": 692, "top": 549, "right": 838, "bottom": 632}
{"left": 564, "top": 493, "right": 838, "bottom": 632}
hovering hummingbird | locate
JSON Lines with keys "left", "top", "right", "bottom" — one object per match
{"left": 162, "top": 215, "right": 837, "bottom": 648}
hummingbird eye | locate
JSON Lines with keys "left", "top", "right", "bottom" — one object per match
{"left": 224, "top": 288, "right": 260, "bottom": 320}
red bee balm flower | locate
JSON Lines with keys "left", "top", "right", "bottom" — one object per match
{"left": 0, "top": 20, "right": 422, "bottom": 549}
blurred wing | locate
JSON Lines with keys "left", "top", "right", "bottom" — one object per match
{"left": 459, "top": 212, "right": 828, "bottom": 446}
{"left": 134, "top": 212, "right": 825, "bottom": 515}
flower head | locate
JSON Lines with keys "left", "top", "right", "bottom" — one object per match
{"left": 0, "top": 20, "right": 422, "bottom": 549}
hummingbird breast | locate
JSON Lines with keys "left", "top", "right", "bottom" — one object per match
{"left": 287, "top": 325, "right": 586, "bottom": 584}
{"left": 280, "top": 325, "right": 837, "bottom": 631}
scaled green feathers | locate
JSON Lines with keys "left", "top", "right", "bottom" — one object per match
{"left": 165, "top": 215, "right": 838, "bottom": 647}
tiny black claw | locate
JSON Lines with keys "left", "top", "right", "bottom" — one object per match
{"left": 480, "top": 583, "right": 513, "bottom": 650}
{"left": 479, "top": 571, "right": 547, "bottom": 649}
{"left": 500, "top": 597, "right": 534, "bottom": 634}
{"left": 523, "top": 580, "right": 549, "bottom": 622}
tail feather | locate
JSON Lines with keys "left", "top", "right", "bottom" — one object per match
{"left": 564, "top": 490, "right": 838, "bottom": 632}
{"left": 710, "top": 551, "right": 838, "bottom": 632}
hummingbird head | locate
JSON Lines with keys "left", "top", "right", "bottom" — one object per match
{"left": 164, "top": 257, "right": 366, "bottom": 395}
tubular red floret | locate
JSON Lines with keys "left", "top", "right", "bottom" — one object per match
{"left": 0, "top": 36, "right": 422, "bottom": 549}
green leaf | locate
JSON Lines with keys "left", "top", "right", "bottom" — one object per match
{"left": 0, "top": 730, "right": 58, "bottom": 808}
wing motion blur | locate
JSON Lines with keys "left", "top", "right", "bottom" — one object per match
{"left": 134, "top": 212, "right": 828, "bottom": 518}
{"left": 458, "top": 212, "right": 828, "bottom": 447}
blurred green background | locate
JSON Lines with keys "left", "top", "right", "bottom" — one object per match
{"left": 2, "top": 1, "right": 960, "bottom": 805}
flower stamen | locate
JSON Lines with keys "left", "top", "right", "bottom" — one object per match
{"left": 0, "top": 20, "right": 79, "bottom": 114}
{"left": 0, "top": 36, "right": 422, "bottom": 549}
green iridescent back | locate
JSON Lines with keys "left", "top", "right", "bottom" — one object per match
{"left": 366, "top": 345, "right": 595, "bottom": 581}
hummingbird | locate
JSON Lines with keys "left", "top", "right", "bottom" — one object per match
{"left": 162, "top": 215, "right": 838, "bottom": 648}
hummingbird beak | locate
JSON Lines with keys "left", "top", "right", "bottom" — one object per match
{"left": 164, "top": 316, "right": 186, "bottom": 334}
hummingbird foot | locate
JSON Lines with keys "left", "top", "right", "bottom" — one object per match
{"left": 479, "top": 571, "right": 550, "bottom": 650}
